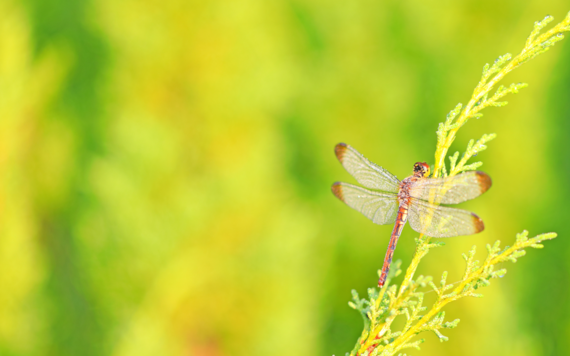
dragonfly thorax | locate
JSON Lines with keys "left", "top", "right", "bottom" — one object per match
{"left": 398, "top": 176, "right": 416, "bottom": 202}
{"left": 398, "top": 163, "right": 429, "bottom": 202}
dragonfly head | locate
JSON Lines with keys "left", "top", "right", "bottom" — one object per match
{"left": 413, "top": 162, "right": 430, "bottom": 178}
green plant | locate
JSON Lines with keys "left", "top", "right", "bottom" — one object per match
{"left": 346, "top": 12, "right": 569, "bottom": 356}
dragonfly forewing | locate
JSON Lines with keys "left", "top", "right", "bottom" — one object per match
{"left": 331, "top": 182, "right": 399, "bottom": 225}
{"left": 408, "top": 171, "right": 492, "bottom": 205}
{"left": 407, "top": 198, "right": 484, "bottom": 238}
{"left": 335, "top": 143, "right": 400, "bottom": 193}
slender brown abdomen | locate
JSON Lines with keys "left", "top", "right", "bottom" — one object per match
{"left": 378, "top": 204, "right": 409, "bottom": 287}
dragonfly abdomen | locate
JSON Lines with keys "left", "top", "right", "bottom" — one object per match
{"left": 378, "top": 204, "right": 409, "bottom": 287}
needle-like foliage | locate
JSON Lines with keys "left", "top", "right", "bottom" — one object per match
{"left": 347, "top": 232, "right": 555, "bottom": 356}
{"left": 434, "top": 12, "right": 570, "bottom": 178}
{"left": 345, "top": 12, "right": 567, "bottom": 356}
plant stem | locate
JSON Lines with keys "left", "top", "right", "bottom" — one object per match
{"left": 433, "top": 12, "right": 570, "bottom": 177}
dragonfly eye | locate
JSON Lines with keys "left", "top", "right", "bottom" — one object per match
{"left": 413, "top": 162, "right": 430, "bottom": 177}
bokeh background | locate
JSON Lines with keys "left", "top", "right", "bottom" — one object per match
{"left": 1, "top": 0, "right": 569, "bottom": 355}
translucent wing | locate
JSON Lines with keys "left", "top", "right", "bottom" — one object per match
{"left": 331, "top": 182, "right": 399, "bottom": 225}
{"left": 408, "top": 171, "right": 492, "bottom": 205}
{"left": 407, "top": 198, "right": 484, "bottom": 238}
{"left": 335, "top": 143, "right": 400, "bottom": 193}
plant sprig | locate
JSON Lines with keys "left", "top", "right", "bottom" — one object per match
{"left": 348, "top": 232, "right": 556, "bottom": 356}
{"left": 434, "top": 12, "right": 570, "bottom": 178}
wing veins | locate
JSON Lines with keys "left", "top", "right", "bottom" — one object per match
{"left": 407, "top": 198, "right": 484, "bottom": 238}
{"left": 408, "top": 171, "right": 492, "bottom": 205}
{"left": 335, "top": 143, "right": 400, "bottom": 193}
{"left": 332, "top": 182, "right": 399, "bottom": 225}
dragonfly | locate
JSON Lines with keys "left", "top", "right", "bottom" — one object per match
{"left": 331, "top": 143, "right": 492, "bottom": 287}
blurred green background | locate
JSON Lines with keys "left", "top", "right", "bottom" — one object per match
{"left": 1, "top": 0, "right": 569, "bottom": 355}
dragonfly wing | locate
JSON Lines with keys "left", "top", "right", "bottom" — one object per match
{"left": 407, "top": 198, "right": 484, "bottom": 238}
{"left": 408, "top": 171, "right": 492, "bottom": 204}
{"left": 335, "top": 143, "right": 400, "bottom": 193}
{"left": 332, "top": 182, "right": 399, "bottom": 225}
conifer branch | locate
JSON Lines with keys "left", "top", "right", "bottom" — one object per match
{"left": 345, "top": 13, "right": 566, "bottom": 356}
